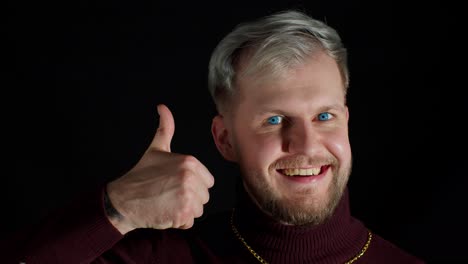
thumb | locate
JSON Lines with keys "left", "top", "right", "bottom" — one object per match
{"left": 150, "top": 104, "right": 175, "bottom": 152}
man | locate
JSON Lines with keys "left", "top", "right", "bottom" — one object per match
{"left": 10, "top": 10, "right": 424, "bottom": 263}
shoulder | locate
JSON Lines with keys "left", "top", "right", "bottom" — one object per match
{"left": 363, "top": 232, "right": 425, "bottom": 264}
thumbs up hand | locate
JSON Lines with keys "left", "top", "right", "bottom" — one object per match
{"left": 106, "top": 104, "right": 215, "bottom": 234}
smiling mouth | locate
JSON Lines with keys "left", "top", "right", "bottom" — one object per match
{"left": 277, "top": 166, "right": 329, "bottom": 177}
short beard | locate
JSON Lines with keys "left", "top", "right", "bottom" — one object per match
{"left": 242, "top": 160, "right": 351, "bottom": 226}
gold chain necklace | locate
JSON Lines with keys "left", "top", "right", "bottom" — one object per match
{"left": 230, "top": 209, "right": 372, "bottom": 264}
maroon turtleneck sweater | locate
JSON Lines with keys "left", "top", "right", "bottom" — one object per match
{"left": 6, "top": 186, "right": 424, "bottom": 263}
{"left": 231, "top": 188, "right": 370, "bottom": 263}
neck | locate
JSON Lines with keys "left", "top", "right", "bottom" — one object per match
{"left": 233, "top": 186, "right": 370, "bottom": 263}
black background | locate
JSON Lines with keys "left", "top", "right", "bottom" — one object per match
{"left": 4, "top": 0, "right": 467, "bottom": 262}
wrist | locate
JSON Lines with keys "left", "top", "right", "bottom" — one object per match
{"left": 104, "top": 186, "right": 134, "bottom": 234}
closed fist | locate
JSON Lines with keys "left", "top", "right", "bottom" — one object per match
{"left": 106, "top": 104, "right": 214, "bottom": 234}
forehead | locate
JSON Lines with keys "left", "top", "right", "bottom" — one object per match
{"left": 235, "top": 52, "right": 346, "bottom": 111}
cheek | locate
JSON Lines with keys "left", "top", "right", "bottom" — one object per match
{"left": 235, "top": 130, "right": 282, "bottom": 168}
{"left": 325, "top": 129, "right": 351, "bottom": 163}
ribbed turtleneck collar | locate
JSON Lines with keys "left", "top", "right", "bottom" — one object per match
{"left": 232, "top": 187, "right": 369, "bottom": 264}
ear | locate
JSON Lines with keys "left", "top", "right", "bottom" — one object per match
{"left": 211, "top": 115, "right": 237, "bottom": 162}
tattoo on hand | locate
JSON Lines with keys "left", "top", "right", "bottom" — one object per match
{"left": 104, "top": 188, "right": 123, "bottom": 221}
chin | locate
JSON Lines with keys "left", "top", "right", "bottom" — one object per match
{"left": 243, "top": 165, "right": 350, "bottom": 226}
{"left": 264, "top": 190, "right": 340, "bottom": 225}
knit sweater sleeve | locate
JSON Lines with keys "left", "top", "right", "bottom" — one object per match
{"left": 4, "top": 186, "right": 126, "bottom": 264}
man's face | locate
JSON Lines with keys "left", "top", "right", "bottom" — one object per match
{"left": 226, "top": 51, "right": 351, "bottom": 225}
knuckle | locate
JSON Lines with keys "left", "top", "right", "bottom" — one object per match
{"left": 175, "top": 205, "right": 192, "bottom": 221}
{"left": 181, "top": 219, "right": 194, "bottom": 229}
{"left": 179, "top": 169, "right": 195, "bottom": 185}
{"left": 204, "top": 191, "right": 210, "bottom": 204}
{"left": 177, "top": 187, "right": 192, "bottom": 202}
{"left": 181, "top": 155, "right": 198, "bottom": 167}
{"left": 194, "top": 205, "right": 204, "bottom": 218}
{"left": 208, "top": 175, "right": 215, "bottom": 187}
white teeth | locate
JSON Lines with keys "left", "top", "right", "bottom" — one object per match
{"left": 282, "top": 168, "right": 321, "bottom": 176}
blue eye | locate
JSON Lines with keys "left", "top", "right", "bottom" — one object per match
{"left": 318, "top": 112, "right": 332, "bottom": 121}
{"left": 267, "top": 115, "right": 283, "bottom": 125}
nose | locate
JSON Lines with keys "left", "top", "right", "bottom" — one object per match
{"left": 283, "top": 120, "right": 321, "bottom": 155}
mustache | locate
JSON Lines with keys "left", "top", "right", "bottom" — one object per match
{"left": 272, "top": 155, "right": 338, "bottom": 169}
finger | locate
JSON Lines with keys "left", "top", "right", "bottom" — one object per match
{"left": 179, "top": 218, "right": 195, "bottom": 230}
{"left": 193, "top": 202, "right": 204, "bottom": 218}
{"left": 181, "top": 155, "right": 215, "bottom": 188}
{"left": 199, "top": 187, "right": 210, "bottom": 205}
{"left": 150, "top": 104, "right": 175, "bottom": 152}
{"left": 195, "top": 163, "right": 215, "bottom": 188}
{"left": 190, "top": 182, "right": 211, "bottom": 206}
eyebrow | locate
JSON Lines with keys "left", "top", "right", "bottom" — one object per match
{"left": 318, "top": 103, "right": 347, "bottom": 113}
{"left": 255, "top": 103, "right": 346, "bottom": 116}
